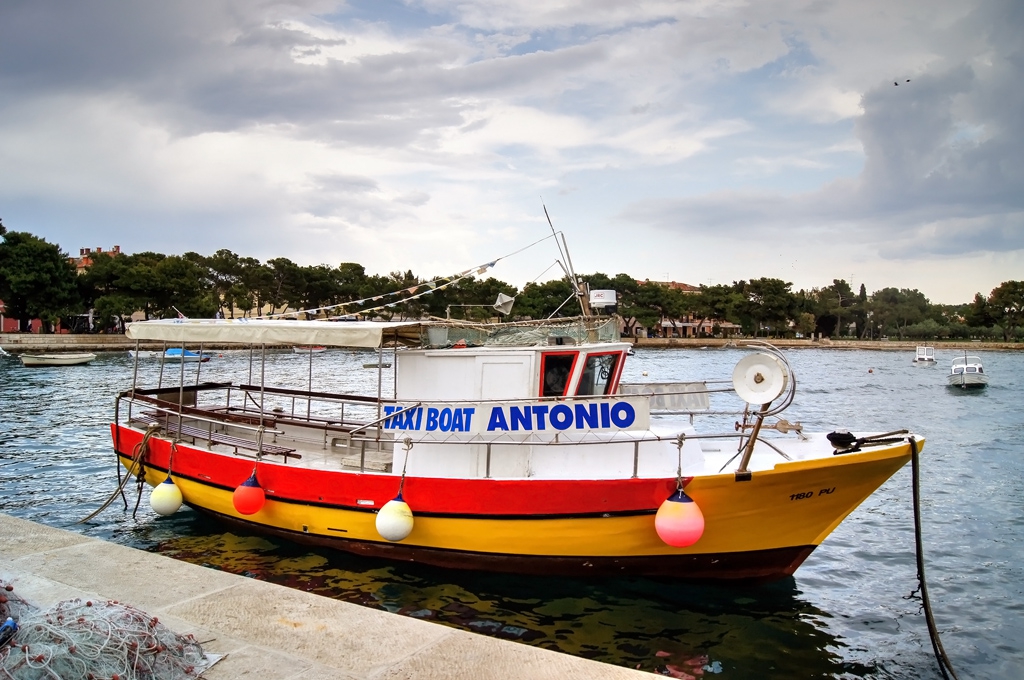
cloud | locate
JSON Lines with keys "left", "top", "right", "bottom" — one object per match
{"left": 622, "top": 0, "right": 1024, "bottom": 263}
{"left": 0, "top": 0, "right": 1020, "bottom": 304}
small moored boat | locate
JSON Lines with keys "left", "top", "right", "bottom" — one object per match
{"left": 912, "top": 346, "right": 936, "bottom": 364}
{"left": 129, "top": 348, "right": 211, "bottom": 362}
{"left": 19, "top": 352, "right": 96, "bottom": 367}
{"left": 293, "top": 345, "right": 326, "bottom": 354}
{"left": 948, "top": 354, "right": 987, "bottom": 389}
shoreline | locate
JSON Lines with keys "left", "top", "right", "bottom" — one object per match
{"left": 631, "top": 337, "right": 1022, "bottom": 351}
{"left": 2, "top": 332, "right": 1019, "bottom": 353}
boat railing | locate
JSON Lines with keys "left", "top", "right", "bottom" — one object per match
{"left": 115, "top": 392, "right": 296, "bottom": 462}
{"left": 119, "top": 383, "right": 406, "bottom": 464}
{"left": 116, "top": 377, "right": 810, "bottom": 474}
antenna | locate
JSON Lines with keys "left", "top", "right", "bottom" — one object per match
{"left": 542, "top": 202, "right": 592, "bottom": 317}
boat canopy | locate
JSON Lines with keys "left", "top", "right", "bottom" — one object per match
{"left": 125, "top": 319, "right": 424, "bottom": 348}
{"left": 125, "top": 316, "right": 621, "bottom": 349}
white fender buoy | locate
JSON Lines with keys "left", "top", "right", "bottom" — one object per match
{"left": 376, "top": 493, "right": 414, "bottom": 541}
{"left": 655, "top": 489, "right": 705, "bottom": 547}
{"left": 150, "top": 476, "right": 183, "bottom": 516}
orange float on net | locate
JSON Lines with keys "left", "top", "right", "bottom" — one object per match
{"left": 655, "top": 489, "right": 705, "bottom": 547}
{"left": 232, "top": 472, "right": 265, "bottom": 515}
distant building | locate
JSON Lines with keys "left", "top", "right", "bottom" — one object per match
{"left": 73, "top": 245, "right": 122, "bottom": 274}
{"left": 1, "top": 245, "right": 124, "bottom": 332}
{"left": 659, "top": 317, "right": 741, "bottom": 338}
{"left": 637, "top": 279, "right": 700, "bottom": 293}
{"left": 634, "top": 279, "right": 739, "bottom": 338}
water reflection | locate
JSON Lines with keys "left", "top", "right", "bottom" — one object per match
{"left": 144, "top": 513, "right": 869, "bottom": 677}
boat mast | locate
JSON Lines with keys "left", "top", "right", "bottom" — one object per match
{"left": 543, "top": 204, "right": 592, "bottom": 318}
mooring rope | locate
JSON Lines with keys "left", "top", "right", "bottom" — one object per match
{"left": 908, "top": 436, "right": 960, "bottom": 680}
{"left": 77, "top": 426, "right": 159, "bottom": 525}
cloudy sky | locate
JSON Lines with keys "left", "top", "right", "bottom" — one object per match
{"left": 1, "top": 0, "right": 1020, "bottom": 304}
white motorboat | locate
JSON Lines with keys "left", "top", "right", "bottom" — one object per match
{"left": 912, "top": 346, "right": 936, "bottom": 364}
{"left": 19, "top": 352, "right": 96, "bottom": 367}
{"left": 293, "top": 345, "right": 327, "bottom": 354}
{"left": 948, "top": 354, "right": 988, "bottom": 389}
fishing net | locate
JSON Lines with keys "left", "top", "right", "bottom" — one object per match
{"left": 1, "top": 580, "right": 215, "bottom": 680}
{"left": 423, "top": 317, "right": 620, "bottom": 347}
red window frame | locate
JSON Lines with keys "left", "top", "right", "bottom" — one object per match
{"left": 575, "top": 350, "right": 626, "bottom": 396}
{"left": 539, "top": 351, "right": 579, "bottom": 398}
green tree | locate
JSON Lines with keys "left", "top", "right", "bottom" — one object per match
{"left": 741, "top": 278, "right": 796, "bottom": 337}
{"left": 821, "top": 279, "right": 855, "bottom": 337}
{"left": 963, "top": 292, "right": 995, "bottom": 328}
{"left": 236, "top": 258, "right": 272, "bottom": 316}
{"left": 265, "top": 257, "right": 304, "bottom": 315}
{"left": 869, "top": 287, "right": 930, "bottom": 340}
{"left": 988, "top": 281, "right": 1024, "bottom": 341}
{"left": 79, "top": 251, "right": 133, "bottom": 331}
{"left": 296, "top": 264, "right": 342, "bottom": 318}
{"left": 855, "top": 283, "right": 868, "bottom": 337}
{"left": 151, "top": 254, "right": 218, "bottom": 318}
{"left": 514, "top": 279, "right": 576, "bottom": 319}
{"left": 0, "top": 231, "right": 81, "bottom": 332}
{"left": 795, "top": 312, "right": 817, "bottom": 337}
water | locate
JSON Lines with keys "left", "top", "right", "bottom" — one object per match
{"left": 2, "top": 346, "right": 1022, "bottom": 678}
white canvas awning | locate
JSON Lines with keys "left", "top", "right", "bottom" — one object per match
{"left": 125, "top": 319, "right": 424, "bottom": 348}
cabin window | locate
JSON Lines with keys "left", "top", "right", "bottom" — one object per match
{"left": 576, "top": 352, "right": 621, "bottom": 396}
{"left": 540, "top": 352, "right": 577, "bottom": 397}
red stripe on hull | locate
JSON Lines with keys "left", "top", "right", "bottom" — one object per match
{"left": 194, "top": 505, "right": 815, "bottom": 582}
{"left": 113, "top": 424, "right": 681, "bottom": 515}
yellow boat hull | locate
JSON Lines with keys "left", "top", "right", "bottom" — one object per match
{"left": 117, "top": 427, "right": 918, "bottom": 581}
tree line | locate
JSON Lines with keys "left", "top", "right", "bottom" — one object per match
{"left": 1, "top": 225, "right": 1021, "bottom": 341}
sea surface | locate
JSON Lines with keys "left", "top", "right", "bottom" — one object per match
{"left": 1, "top": 345, "right": 1022, "bottom": 679}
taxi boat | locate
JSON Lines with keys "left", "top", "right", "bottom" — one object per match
{"left": 109, "top": 313, "right": 923, "bottom": 582}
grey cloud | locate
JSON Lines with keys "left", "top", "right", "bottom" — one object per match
{"left": 623, "top": 0, "right": 1024, "bottom": 259}
{"left": 0, "top": 1, "right": 613, "bottom": 144}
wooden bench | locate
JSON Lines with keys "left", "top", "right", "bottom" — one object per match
{"left": 131, "top": 412, "right": 300, "bottom": 461}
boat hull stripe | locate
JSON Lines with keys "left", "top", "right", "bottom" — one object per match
{"left": 195, "top": 504, "right": 816, "bottom": 581}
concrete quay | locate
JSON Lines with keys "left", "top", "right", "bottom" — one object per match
{"left": 0, "top": 513, "right": 646, "bottom": 679}
{"left": 0, "top": 333, "right": 183, "bottom": 353}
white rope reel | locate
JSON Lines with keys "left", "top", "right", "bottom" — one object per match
{"left": 732, "top": 352, "right": 788, "bottom": 405}
{"left": 731, "top": 350, "right": 791, "bottom": 476}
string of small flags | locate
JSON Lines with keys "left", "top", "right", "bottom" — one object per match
{"left": 257, "top": 230, "right": 557, "bottom": 321}
{"left": 259, "top": 261, "right": 496, "bottom": 320}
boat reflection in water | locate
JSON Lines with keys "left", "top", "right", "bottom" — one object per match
{"left": 151, "top": 521, "right": 874, "bottom": 677}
